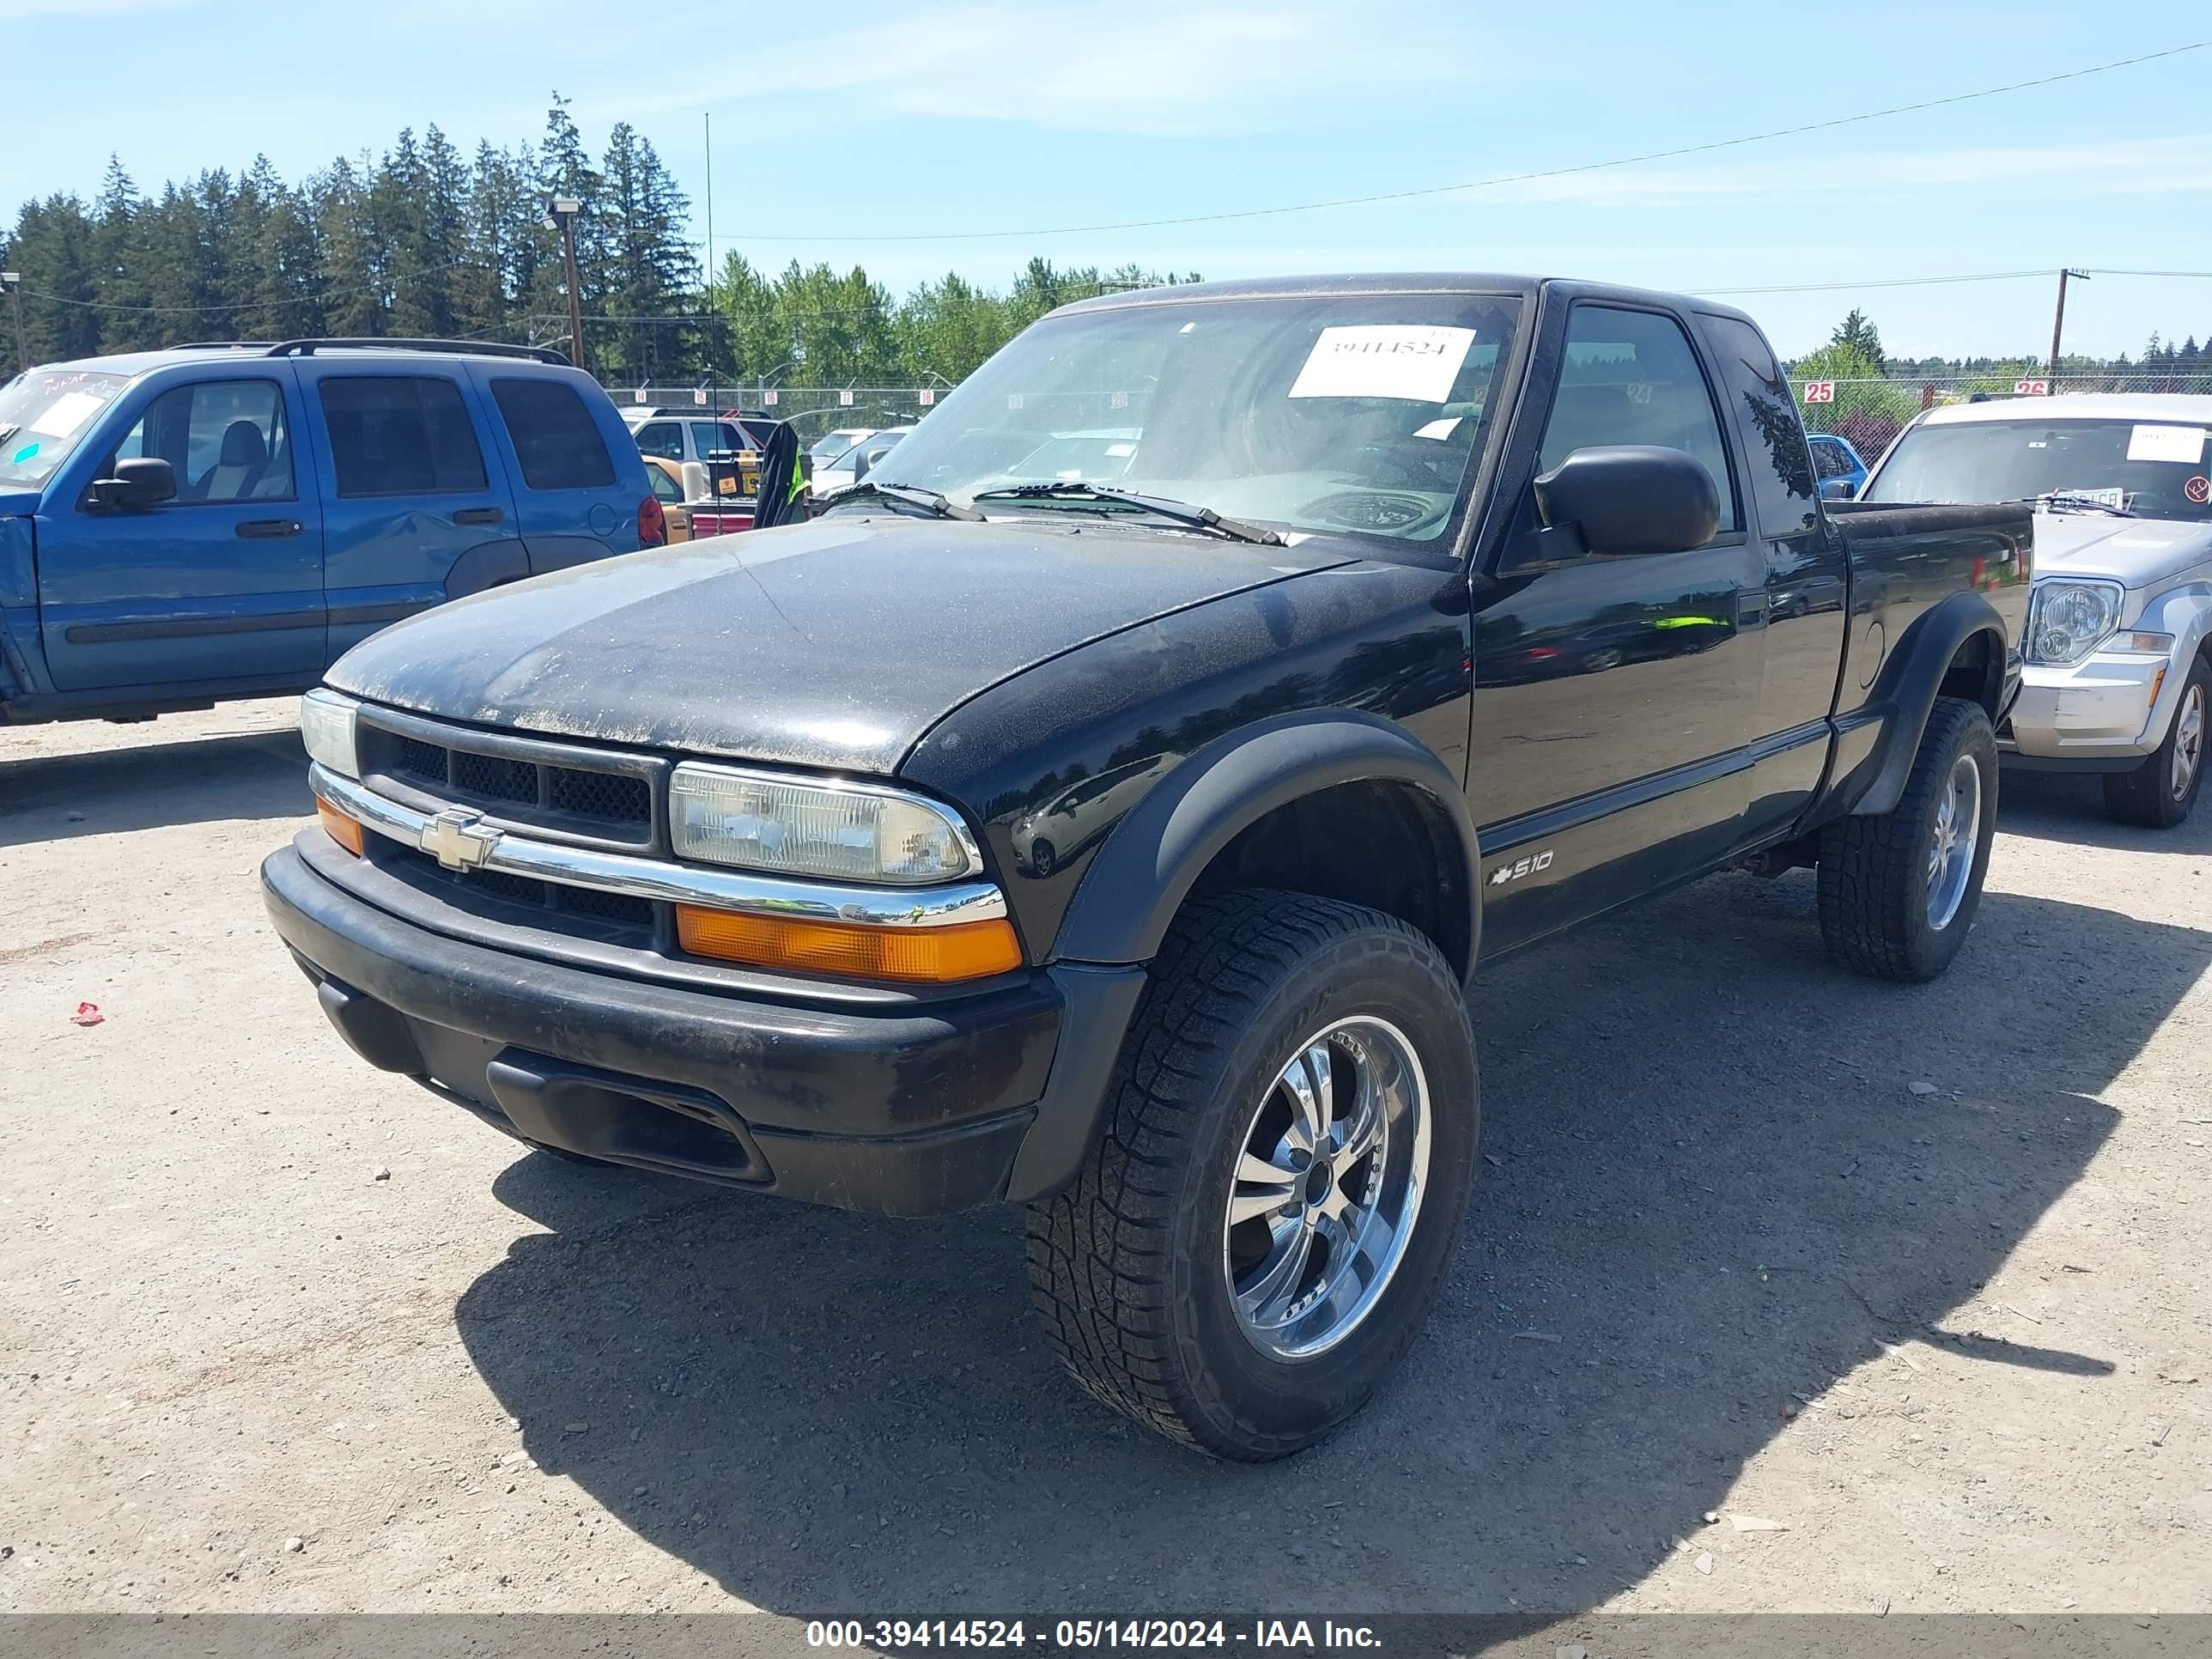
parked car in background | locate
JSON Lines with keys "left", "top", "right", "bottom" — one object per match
{"left": 811, "top": 425, "right": 910, "bottom": 497}
{"left": 1808, "top": 432, "right": 1868, "bottom": 499}
{"left": 270, "top": 273, "right": 2028, "bottom": 1461}
{"left": 805, "top": 427, "right": 878, "bottom": 485}
{"left": 1862, "top": 392, "right": 2212, "bottom": 826}
{"left": 0, "top": 338, "right": 660, "bottom": 726}
{"left": 1007, "top": 428, "right": 1142, "bottom": 483}
{"left": 623, "top": 407, "right": 773, "bottom": 501}
{"left": 643, "top": 457, "right": 693, "bottom": 543}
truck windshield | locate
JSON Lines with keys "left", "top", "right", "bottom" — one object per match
{"left": 0, "top": 368, "right": 132, "bottom": 489}
{"left": 868, "top": 291, "right": 1523, "bottom": 550}
{"left": 1865, "top": 417, "right": 2212, "bottom": 523}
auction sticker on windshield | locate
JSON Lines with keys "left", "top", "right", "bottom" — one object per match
{"left": 1289, "top": 325, "right": 1476, "bottom": 403}
{"left": 27, "top": 390, "right": 107, "bottom": 439}
{"left": 2126, "top": 424, "right": 2207, "bottom": 464}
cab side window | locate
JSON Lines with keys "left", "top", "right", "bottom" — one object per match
{"left": 109, "top": 380, "right": 295, "bottom": 505}
{"left": 1540, "top": 307, "right": 1741, "bottom": 533}
{"left": 1702, "top": 313, "right": 1818, "bottom": 537}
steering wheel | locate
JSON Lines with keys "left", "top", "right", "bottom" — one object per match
{"left": 1356, "top": 444, "right": 1437, "bottom": 489}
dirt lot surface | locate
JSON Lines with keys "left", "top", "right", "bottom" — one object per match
{"left": 3, "top": 700, "right": 2207, "bottom": 1620}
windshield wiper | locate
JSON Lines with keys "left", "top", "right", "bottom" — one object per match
{"left": 817, "top": 479, "right": 981, "bottom": 520}
{"left": 2006, "top": 492, "right": 2138, "bottom": 518}
{"left": 970, "top": 482, "right": 1284, "bottom": 546}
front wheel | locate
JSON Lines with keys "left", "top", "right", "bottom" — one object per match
{"left": 1024, "top": 889, "right": 1479, "bottom": 1461}
{"left": 2103, "top": 656, "right": 2208, "bottom": 829}
{"left": 1817, "top": 696, "right": 1998, "bottom": 982}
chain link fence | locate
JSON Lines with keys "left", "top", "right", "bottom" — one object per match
{"left": 1791, "top": 369, "right": 2212, "bottom": 462}
{"left": 620, "top": 368, "right": 2212, "bottom": 478}
{"left": 621, "top": 386, "right": 945, "bottom": 433}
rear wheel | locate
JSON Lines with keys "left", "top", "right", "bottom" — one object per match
{"left": 2103, "top": 656, "right": 2208, "bottom": 829}
{"left": 1024, "top": 889, "right": 1479, "bottom": 1461}
{"left": 1818, "top": 696, "right": 1997, "bottom": 982}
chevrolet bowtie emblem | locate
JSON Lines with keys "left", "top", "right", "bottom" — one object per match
{"left": 419, "top": 807, "right": 502, "bottom": 872}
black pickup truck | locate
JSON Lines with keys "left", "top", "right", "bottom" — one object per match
{"left": 262, "top": 275, "right": 2031, "bottom": 1461}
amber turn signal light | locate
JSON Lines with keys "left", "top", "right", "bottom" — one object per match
{"left": 316, "top": 799, "right": 364, "bottom": 857}
{"left": 675, "top": 905, "right": 1021, "bottom": 982}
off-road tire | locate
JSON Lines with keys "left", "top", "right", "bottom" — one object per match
{"left": 1818, "top": 695, "right": 1997, "bottom": 981}
{"left": 2102, "top": 653, "right": 2209, "bottom": 830}
{"left": 1024, "top": 888, "right": 1479, "bottom": 1461}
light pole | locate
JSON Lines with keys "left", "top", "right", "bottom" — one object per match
{"left": 1, "top": 270, "right": 27, "bottom": 374}
{"left": 757, "top": 358, "right": 796, "bottom": 411}
{"left": 543, "top": 197, "right": 587, "bottom": 374}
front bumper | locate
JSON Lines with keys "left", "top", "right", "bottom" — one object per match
{"left": 1998, "top": 647, "right": 2179, "bottom": 769}
{"left": 262, "top": 841, "right": 1139, "bottom": 1216}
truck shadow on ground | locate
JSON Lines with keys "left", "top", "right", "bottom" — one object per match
{"left": 453, "top": 872, "right": 2197, "bottom": 1613}
{"left": 0, "top": 726, "right": 309, "bottom": 848}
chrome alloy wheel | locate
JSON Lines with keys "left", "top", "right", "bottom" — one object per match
{"left": 1222, "top": 1016, "right": 1431, "bottom": 1361}
{"left": 1926, "top": 751, "right": 1983, "bottom": 931}
{"left": 2171, "top": 682, "right": 2205, "bottom": 803}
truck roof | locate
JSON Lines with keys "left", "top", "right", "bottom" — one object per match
{"left": 1049, "top": 271, "right": 1758, "bottom": 329}
{"left": 1919, "top": 392, "right": 2212, "bottom": 427}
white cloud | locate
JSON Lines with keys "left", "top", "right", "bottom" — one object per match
{"left": 1462, "top": 135, "right": 2212, "bottom": 209}
{"left": 647, "top": 1, "right": 1487, "bottom": 137}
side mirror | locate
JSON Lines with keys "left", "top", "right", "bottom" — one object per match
{"left": 1533, "top": 445, "right": 1719, "bottom": 556}
{"left": 851, "top": 447, "right": 875, "bottom": 483}
{"left": 1820, "top": 477, "right": 1855, "bottom": 501}
{"left": 90, "top": 457, "right": 177, "bottom": 512}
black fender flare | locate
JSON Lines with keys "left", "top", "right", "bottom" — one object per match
{"left": 1843, "top": 589, "right": 2009, "bottom": 818}
{"left": 1048, "top": 708, "right": 1481, "bottom": 972}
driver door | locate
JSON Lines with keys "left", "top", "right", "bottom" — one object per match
{"left": 37, "top": 368, "right": 325, "bottom": 692}
{"left": 1469, "top": 302, "right": 1765, "bottom": 953}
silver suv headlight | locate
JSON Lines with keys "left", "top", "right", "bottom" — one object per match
{"left": 299, "top": 689, "right": 360, "bottom": 779}
{"left": 670, "top": 763, "right": 979, "bottom": 884}
{"left": 2026, "top": 579, "right": 2126, "bottom": 666}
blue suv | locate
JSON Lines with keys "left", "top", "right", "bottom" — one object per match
{"left": 0, "top": 338, "right": 663, "bottom": 725}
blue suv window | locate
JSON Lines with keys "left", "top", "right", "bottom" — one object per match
{"left": 490, "top": 378, "right": 616, "bottom": 490}
{"left": 319, "top": 376, "right": 488, "bottom": 497}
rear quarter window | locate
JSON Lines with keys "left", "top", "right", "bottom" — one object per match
{"left": 491, "top": 378, "right": 617, "bottom": 490}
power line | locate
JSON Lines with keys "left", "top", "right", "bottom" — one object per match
{"left": 23, "top": 255, "right": 486, "bottom": 313}
{"left": 1692, "top": 269, "right": 2056, "bottom": 296}
{"left": 695, "top": 40, "right": 2210, "bottom": 246}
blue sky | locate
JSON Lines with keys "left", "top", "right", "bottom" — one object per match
{"left": 6, "top": 0, "right": 2210, "bottom": 360}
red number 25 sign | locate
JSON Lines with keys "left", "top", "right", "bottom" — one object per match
{"left": 1802, "top": 380, "right": 1836, "bottom": 404}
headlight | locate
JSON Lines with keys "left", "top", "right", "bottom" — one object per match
{"left": 299, "top": 690, "right": 360, "bottom": 779}
{"left": 670, "top": 763, "right": 977, "bottom": 884}
{"left": 2026, "top": 580, "right": 2125, "bottom": 665}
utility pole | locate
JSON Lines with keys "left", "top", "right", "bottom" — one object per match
{"left": 702, "top": 112, "right": 715, "bottom": 392}
{"left": 2048, "top": 269, "right": 2088, "bottom": 389}
{"left": 1, "top": 270, "right": 27, "bottom": 374}
{"left": 545, "top": 196, "right": 587, "bottom": 374}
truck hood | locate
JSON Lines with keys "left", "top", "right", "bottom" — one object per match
{"left": 0, "top": 489, "right": 40, "bottom": 519}
{"left": 326, "top": 514, "right": 1353, "bottom": 774}
{"left": 2033, "top": 511, "right": 2212, "bottom": 587}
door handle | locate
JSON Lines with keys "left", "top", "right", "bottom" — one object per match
{"left": 235, "top": 518, "right": 302, "bottom": 539}
{"left": 453, "top": 507, "right": 505, "bottom": 526}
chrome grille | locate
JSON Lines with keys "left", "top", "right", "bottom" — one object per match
{"left": 356, "top": 707, "right": 664, "bottom": 853}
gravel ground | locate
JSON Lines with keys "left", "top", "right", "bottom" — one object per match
{"left": 2, "top": 700, "right": 2207, "bottom": 1618}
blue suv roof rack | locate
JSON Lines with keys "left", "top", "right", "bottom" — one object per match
{"left": 264, "top": 337, "right": 572, "bottom": 366}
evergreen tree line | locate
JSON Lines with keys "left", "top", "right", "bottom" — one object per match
{"left": 1796, "top": 307, "right": 2212, "bottom": 380}
{"left": 0, "top": 100, "right": 1193, "bottom": 389}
